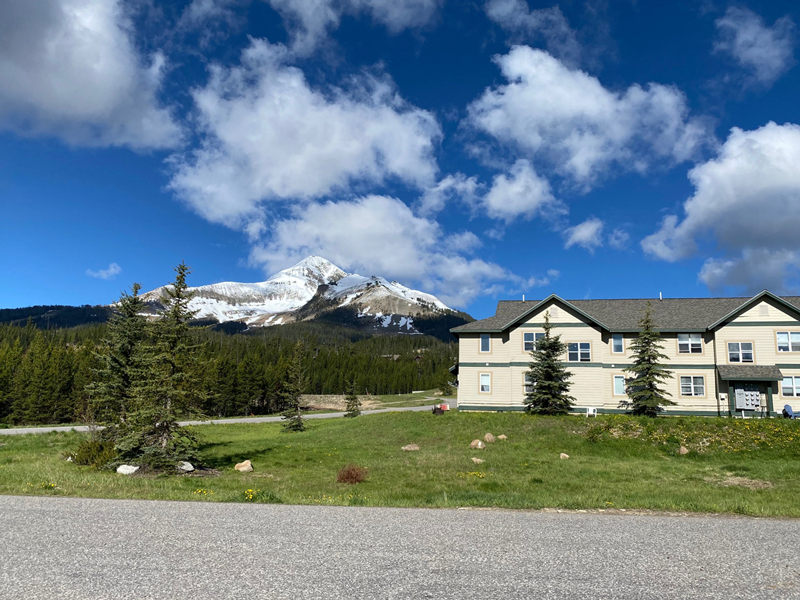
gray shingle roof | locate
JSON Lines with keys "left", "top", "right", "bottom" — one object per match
{"left": 717, "top": 365, "right": 784, "bottom": 381}
{"left": 451, "top": 294, "right": 800, "bottom": 334}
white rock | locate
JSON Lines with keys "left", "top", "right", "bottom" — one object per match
{"left": 470, "top": 439, "right": 485, "bottom": 450}
{"left": 178, "top": 461, "right": 194, "bottom": 472}
{"left": 401, "top": 444, "right": 420, "bottom": 452}
{"left": 66, "top": 456, "right": 74, "bottom": 462}
{"left": 117, "top": 465, "right": 139, "bottom": 475}
{"left": 560, "top": 453, "right": 570, "bottom": 460}
{"left": 471, "top": 457, "right": 485, "bottom": 464}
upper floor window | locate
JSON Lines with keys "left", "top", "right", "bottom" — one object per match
{"left": 480, "top": 334, "right": 491, "bottom": 353}
{"left": 611, "top": 334, "right": 624, "bottom": 353}
{"left": 524, "top": 332, "right": 545, "bottom": 352}
{"left": 568, "top": 342, "right": 591, "bottom": 362}
{"left": 728, "top": 342, "right": 753, "bottom": 363}
{"left": 678, "top": 333, "right": 702, "bottom": 354}
{"left": 776, "top": 332, "right": 800, "bottom": 353}
{"left": 680, "top": 376, "right": 705, "bottom": 397}
{"left": 480, "top": 373, "right": 491, "bottom": 393}
{"left": 782, "top": 376, "right": 800, "bottom": 396}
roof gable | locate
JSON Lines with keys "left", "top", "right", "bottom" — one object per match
{"left": 707, "top": 290, "right": 800, "bottom": 330}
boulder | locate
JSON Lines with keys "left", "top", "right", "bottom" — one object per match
{"left": 470, "top": 439, "right": 485, "bottom": 450}
{"left": 116, "top": 465, "right": 139, "bottom": 475}
{"left": 484, "top": 433, "right": 496, "bottom": 443}
{"left": 559, "top": 453, "right": 570, "bottom": 460}
{"left": 401, "top": 444, "right": 420, "bottom": 452}
{"left": 178, "top": 461, "right": 194, "bottom": 472}
{"left": 679, "top": 446, "right": 689, "bottom": 455}
{"left": 497, "top": 435, "right": 508, "bottom": 441}
{"left": 234, "top": 460, "right": 253, "bottom": 473}
{"left": 471, "top": 457, "right": 485, "bottom": 464}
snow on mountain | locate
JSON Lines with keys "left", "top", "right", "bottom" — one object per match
{"left": 138, "top": 256, "right": 451, "bottom": 330}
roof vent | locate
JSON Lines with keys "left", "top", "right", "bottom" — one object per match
{"left": 659, "top": 292, "right": 663, "bottom": 301}
{"left": 759, "top": 304, "right": 769, "bottom": 316}
{"left": 550, "top": 306, "right": 559, "bottom": 318}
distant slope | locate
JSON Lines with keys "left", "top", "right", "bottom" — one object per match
{"left": 0, "top": 305, "right": 115, "bottom": 329}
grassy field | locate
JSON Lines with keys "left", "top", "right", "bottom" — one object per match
{"left": 1, "top": 411, "right": 799, "bottom": 517}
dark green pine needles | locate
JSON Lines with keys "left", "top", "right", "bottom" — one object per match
{"left": 344, "top": 377, "right": 361, "bottom": 418}
{"left": 524, "top": 311, "right": 575, "bottom": 415}
{"left": 281, "top": 341, "right": 306, "bottom": 432}
{"left": 620, "top": 302, "right": 675, "bottom": 417}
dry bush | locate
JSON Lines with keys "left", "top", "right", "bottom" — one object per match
{"left": 337, "top": 464, "right": 368, "bottom": 484}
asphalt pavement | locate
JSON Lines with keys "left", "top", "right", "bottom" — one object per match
{"left": 0, "top": 404, "right": 436, "bottom": 435}
{"left": 1, "top": 496, "right": 798, "bottom": 599}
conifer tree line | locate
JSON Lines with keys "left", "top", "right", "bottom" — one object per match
{"left": 0, "top": 290, "right": 456, "bottom": 427}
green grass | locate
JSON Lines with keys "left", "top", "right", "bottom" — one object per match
{"left": 2, "top": 412, "right": 799, "bottom": 517}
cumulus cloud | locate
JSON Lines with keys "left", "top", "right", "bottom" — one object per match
{"left": 643, "top": 122, "right": 800, "bottom": 293}
{"left": 467, "top": 46, "right": 711, "bottom": 190}
{"left": 169, "top": 39, "right": 440, "bottom": 230}
{"left": 564, "top": 217, "right": 604, "bottom": 252}
{"left": 0, "top": 0, "right": 181, "bottom": 149}
{"left": 483, "top": 159, "right": 564, "bottom": 222}
{"left": 265, "top": 0, "right": 444, "bottom": 55}
{"left": 608, "top": 228, "right": 630, "bottom": 250}
{"left": 418, "top": 173, "right": 481, "bottom": 216}
{"left": 86, "top": 263, "right": 122, "bottom": 280}
{"left": 485, "top": 0, "right": 581, "bottom": 66}
{"left": 249, "top": 195, "right": 549, "bottom": 306}
{"left": 714, "top": 6, "right": 796, "bottom": 87}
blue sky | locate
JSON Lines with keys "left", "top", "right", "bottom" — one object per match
{"left": 1, "top": 0, "right": 799, "bottom": 319}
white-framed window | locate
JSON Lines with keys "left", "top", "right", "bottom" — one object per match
{"left": 776, "top": 332, "right": 800, "bottom": 353}
{"left": 479, "top": 373, "right": 491, "bottom": 393}
{"left": 782, "top": 376, "right": 800, "bottom": 396}
{"left": 480, "top": 334, "right": 491, "bottom": 353}
{"left": 523, "top": 373, "right": 534, "bottom": 394}
{"left": 680, "top": 376, "right": 705, "bottom": 396}
{"left": 567, "top": 342, "right": 591, "bottom": 362}
{"left": 728, "top": 342, "right": 753, "bottom": 363}
{"left": 523, "top": 332, "right": 545, "bottom": 352}
{"left": 613, "top": 375, "right": 626, "bottom": 396}
{"left": 678, "top": 333, "right": 702, "bottom": 354}
{"left": 611, "top": 334, "right": 624, "bottom": 354}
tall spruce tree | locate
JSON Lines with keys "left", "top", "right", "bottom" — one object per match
{"left": 621, "top": 302, "right": 675, "bottom": 417}
{"left": 524, "top": 311, "right": 575, "bottom": 415}
{"left": 281, "top": 341, "right": 306, "bottom": 432}
{"left": 87, "top": 283, "right": 146, "bottom": 427}
{"left": 344, "top": 377, "right": 361, "bottom": 418}
{"left": 117, "top": 263, "right": 205, "bottom": 468}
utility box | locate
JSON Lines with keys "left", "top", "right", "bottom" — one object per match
{"left": 734, "top": 388, "right": 761, "bottom": 410}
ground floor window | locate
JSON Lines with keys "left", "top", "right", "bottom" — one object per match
{"left": 523, "top": 373, "right": 534, "bottom": 394}
{"left": 680, "top": 376, "right": 705, "bottom": 396}
{"left": 613, "top": 375, "right": 626, "bottom": 396}
{"left": 782, "top": 376, "right": 800, "bottom": 396}
{"left": 479, "top": 373, "right": 491, "bottom": 393}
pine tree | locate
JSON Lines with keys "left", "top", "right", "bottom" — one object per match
{"left": 281, "top": 341, "right": 306, "bottom": 432}
{"left": 524, "top": 311, "right": 575, "bottom": 415}
{"left": 117, "top": 263, "right": 205, "bottom": 468}
{"left": 621, "top": 302, "right": 675, "bottom": 417}
{"left": 344, "top": 377, "right": 361, "bottom": 418}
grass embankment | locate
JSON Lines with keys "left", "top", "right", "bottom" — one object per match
{"left": 1, "top": 412, "right": 799, "bottom": 517}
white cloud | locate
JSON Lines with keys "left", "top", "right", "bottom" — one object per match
{"left": 446, "top": 231, "right": 483, "bottom": 254}
{"left": 483, "top": 159, "right": 564, "bottom": 222}
{"left": 418, "top": 173, "right": 481, "bottom": 216}
{"left": 169, "top": 39, "right": 440, "bottom": 230}
{"left": 564, "top": 217, "right": 603, "bottom": 252}
{"left": 265, "top": 0, "right": 444, "bottom": 55}
{"left": 643, "top": 122, "right": 800, "bottom": 293}
{"left": 248, "top": 195, "right": 542, "bottom": 306}
{"left": 467, "top": 46, "right": 711, "bottom": 190}
{"left": 714, "top": 7, "right": 796, "bottom": 87}
{"left": 86, "top": 263, "right": 122, "bottom": 280}
{"left": 485, "top": 0, "right": 581, "bottom": 66}
{"left": 0, "top": 0, "right": 181, "bottom": 149}
{"left": 608, "top": 228, "right": 630, "bottom": 250}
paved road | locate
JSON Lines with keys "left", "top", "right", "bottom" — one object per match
{"left": 1, "top": 496, "right": 798, "bottom": 599}
{"left": 0, "top": 404, "right": 436, "bottom": 435}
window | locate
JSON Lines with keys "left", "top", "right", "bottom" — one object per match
{"left": 480, "top": 334, "right": 490, "bottom": 353}
{"left": 613, "top": 375, "right": 626, "bottom": 396}
{"left": 776, "top": 332, "right": 800, "bottom": 352}
{"left": 782, "top": 376, "right": 800, "bottom": 396}
{"left": 728, "top": 342, "right": 754, "bottom": 363}
{"left": 611, "top": 334, "right": 624, "bottom": 353}
{"left": 680, "top": 376, "right": 705, "bottom": 396}
{"left": 678, "top": 333, "right": 702, "bottom": 354}
{"left": 523, "top": 373, "right": 534, "bottom": 394}
{"left": 480, "top": 373, "right": 491, "bottom": 393}
{"left": 523, "top": 332, "right": 545, "bottom": 352}
{"left": 568, "top": 342, "right": 591, "bottom": 362}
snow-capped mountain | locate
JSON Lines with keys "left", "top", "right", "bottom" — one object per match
{"left": 139, "top": 256, "right": 453, "bottom": 332}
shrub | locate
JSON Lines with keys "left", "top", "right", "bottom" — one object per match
{"left": 68, "top": 439, "right": 117, "bottom": 468}
{"left": 337, "top": 464, "right": 368, "bottom": 484}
